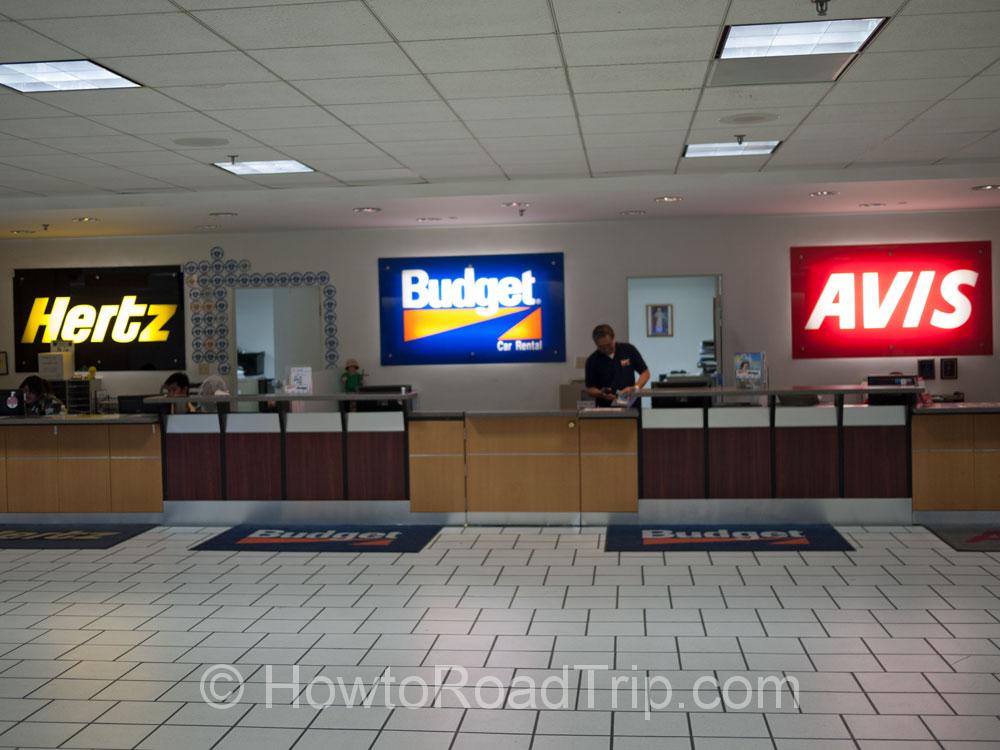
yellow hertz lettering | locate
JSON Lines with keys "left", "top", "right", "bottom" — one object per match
{"left": 21, "top": 296, "right": 177, "bottom": 345}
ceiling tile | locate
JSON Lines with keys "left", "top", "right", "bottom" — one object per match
{"left": 554, "top": 0, "right": 727, "bottom": 32}
{"left": 29, "top": 89, "right": 190, "bottom": 116}
{"left": 293, "top": 76, "right": 438, "bottom": 105}
{"left": 100, "top": 52, "right": 278, "bottom": 87}
{"left": 0, "top": 153, "right": 106, "bottom": 171}
{"left": 808, "top": 101, "right": 928, "bottom": 123}
{"left": 464, "top": 116, "right": 579, "bottom": 138}
{"left": 504, "top": 163, "right": 588, "bottom": 177}
{"left": 793, "top": 120, "right": 908, "bottom": 139}
{"left": 726, "top": 0, "right": 903, "bottom": 24}
{"left": 584, "top": 131, "right": 686, "bottom": 148}
{"left": 825, "top": 78, "right": 966, "bottom": 104}
{"left": 0, "top": 138, "right": 60, "bottom": 156}
{"left": 329, "top": 100, "right": 455, "bottom": 125}
{"left": 246, "top": 126, "right": 364, "bottom": 147}
{"left": 160, "top": 82, "right": 313, "bottom": 110}
{"left": 354, "top": 121, "right": 471, "bottom": 141}
{"left": 676, "top": 154, "right": 768, "bottom": 172}
{"left": 868, "top": 12, "right": 1000, "bottom": 52}
{"left": 306, "top": 156, "right": 403, "bottom": 171}
{"left": 240, "top": 172, "right": 342, "bottom": 187}
{"left": 377, "top": 139, "right": 486, "bottom": 156}
{"left": 841, "top": 48, "right": 1000, "bottom": 82}
{"left": 33, "top": 134, "right": 166, "bottom": 153}
{"left": 921, "top": 97, "right": 1000, "bottom": 119}
{"left": 249, "top": 45, "right": 419, "bottom": 79}
{"left": 367, "top": 0, "right": 553, "bottom": 41}
{"left": 140, "top": 130, "right": 265, "bottom": 149}
{"left": 579, "top": 112, "right": 692, "bottom": 133}
{"left": 949, "top": 75, "right": 1000, "bottom": 99}
{"left": 899, "top": 115, "right": 1000, "bottom": 134}
{"left": 568, "top": 62, "right": 709, "bottom": 93}
{"left": 431, "top": 69, "right": 568, "bottom": 99}
{"left": 0, "top": 1, "right": 174, "bottom": 17}
{"left": 193, "top": 3, "right": 389, "bottom": 49}
{"left": 949, "top": 131, "right": 1000, "bottom": 157}
{"left": 204, "top": 106, "right": 341, "bottom": 130}
{"left": 450, "top": 95, "right": 574, "bottom": 121}
{"left": 331, "top": 168, "right": 422, "bottom": 184}
{"left": 280, "top": 143, "right": 387, "bottom": 160}
{"left": 480, "top": 134, "right": 582, "bottom": 150}
{"left": 0, "top": 93, "right": 74, "bottom": 119}
{"left": 688, "top": 122, "right": 798, "bottom": 140}
{"left": 174, "top": 0, "right": 338, "bottom": 8}
{"left": 89, "top": 151, "right": 198, "bottom": 167}
{"left": 416, "top": 164, "right": 506, "bottom": 179}
{"left": 402, "top": 36, "right": 561, "bottom": 74}
{"left": 575, "top": 90, "right": 698, "bottom": 115}
{"left": 0, "top": 116, "right": 117, "bottom": 138}
{"left": 699, "top": 83, "right": 832, "bottom": 110}
{"left": 21, "top": 13, "right": 232, "bottom": 56}
{"left": 902, "top": 0, "right": 1000, "bottom": 13}
{"left": 561, "top": 28, "right": 721, "bottom": 66}
{"left": 90, "top": 112, "right": 220, "bottom": 135}
{"left": 0, "top": 20, "right": 80, "bottom": 60}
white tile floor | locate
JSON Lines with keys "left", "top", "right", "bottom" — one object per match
{"left": 1, "top": 525, "right": 999, "bottom": 749}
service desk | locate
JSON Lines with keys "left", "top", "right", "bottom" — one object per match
{"left": 0, "top": 415, "right": 162, "bottom": 514}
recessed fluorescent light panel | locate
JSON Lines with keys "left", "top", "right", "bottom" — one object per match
{"left": 214, "top": 160, "right": 314, "bottom": 175}
{"left": 0, "top": 60, "right": 140, "bottom": 92}
{"left": 684, "top": 141, "right": 780, "bottom": 158}
{"left": 720, "top": 18, "right": 884, "bottom": 59}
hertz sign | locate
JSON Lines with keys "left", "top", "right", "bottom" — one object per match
{"left": 14, "top": 266, "right": 185, "bottom": 372}
{"left": 791, "top": 242, "right": 993, "bottom": 358}
{"left": 378, "top": 253, "right": 565, "bottom": 365}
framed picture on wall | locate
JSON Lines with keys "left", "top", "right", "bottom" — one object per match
{"left": 646, "top": 304, "right": 673, "bottom": 337}
{"left": 0, "top": 351, "right": 6, "bottom": 376}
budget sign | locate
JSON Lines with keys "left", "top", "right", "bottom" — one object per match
{"left": 791, "top": 242, "right": 993, "bottom": 359}
{"left": 379, "top": 253, "right": 566, "bottom": 365}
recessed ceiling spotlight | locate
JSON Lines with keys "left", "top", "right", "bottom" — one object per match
{"left": 353, "top": 207, "right": 382, "bottom": 214}
{"left": 0, "top": 60, "right": 140, "bottom": 92}
{"left": 197, "top": 224, "right": 221, "bottom": 231}
{"left": 719, "top": 18, "right": 886, "bottom": 60}
{"left": 416, "top": 217, "right": 442, "bottom": 222}
{"left": 684, "top": 140, "right": 780, "bottom": 157}
{"left": 10, "top": 229, "right": 36, "bottom": 235}
{"left": 501, "top": 201, "right": 531, "bottom": 208}
{"left": 810, "top": 191, "right": 837, "bottom": 197}
{"left": 858, "top": 202, "right": 885, "bottom": 208}
{"left": 619, "top": 210, "right": 647, "bottom": 217}
{"left": 654, "top": 196, "right": 682, "bottom": 203}
{"left": 71, "top": 216, "right": 100, "bottom": 223}
{"left": 214, "top": 159, "right": 313, "bottom": 175}
{"left": 208, "top": 211, "right": 238, "bottom": 218}
{"left": 972, "top": 184, "right": 1000, "bottom": 191}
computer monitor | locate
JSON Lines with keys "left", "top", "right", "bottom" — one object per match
{"left": 867, "top": 375, "right": 919, "bottom": 406}
{"left": 650, "top": 375, "right": 712, "bottom": 409}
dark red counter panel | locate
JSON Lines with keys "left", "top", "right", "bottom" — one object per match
{"left": 641, "top": 409, "right": 704, "bottom": 498}
{"left": 285, "top": 413, "right": 344, "bottom": 500}
{"left": 843, "top": 407, "right": 909, "bottom": 497}
{"left": 774, "top": 407, "right": 839, "bottom": 498}
{"left": 164, "top": 415, "right": 223, "bottom": 501}
{"left": 225, "top": 414, "right": 281, "bottom": 501}
{"left": 345, "top": 412, "right": 406, "bottom": 500}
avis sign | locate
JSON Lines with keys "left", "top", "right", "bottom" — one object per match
{"left": 378, "top": 253, "right": 565, "bottom": 365}
{"left": 791, "top": 242, "right": 993, "bottom": 359}
{"left": 14, "top": 266, "right": 185, "bottom": 372}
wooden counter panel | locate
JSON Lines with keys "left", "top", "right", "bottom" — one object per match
{"left": 111, "top": 460, "right": 163, "bottom": 512}
{"left": 974, "top": 451, "right": 1000, "bottom": 510}
{"left": 912, "top": 414, "right": 973, "bottom": 450}
{"left": 467, "top": 454, "right": 579, "bottom": 512}
{"left": 410, "top": 456, "right": 466, "bottom": 512}
{"left": 0, "top": 459, "right": 6, "bottom": 513}
{"left": 844, "top": 425, "right": 908, "bottom": 497}
{"left": 285, "top": 433, "right": 344, "bottom": 500}
{"left": 974, "top": 414, "right": 1000, "bottom": 450}
{"left": 164, "top": 433, "right": 222, "bottom": 501}
{"left": 110, "top": 424, "right": 161, "bottom": 457}
{"left": 581, "top": 455, "right": 637, "bottom": 512}
{"left": 708, "top": 427, "right": 770, "bottom": 498}
{"left": 580, "top": 419, "right": 637, "bottom": 454}
{"left": 466, "top": 415, "right": 579, "bottom": 454}
{"left": 226, "top": 433, "right": 281, "bottom": 501}
{"left": 346, "top": 432, "right": 406, "bottom": 500}
{"left": 775, "top": 427, "right": 839, "bottom": 498}
{"left": 409, "top": 420, "right": 465, "bottom": 455}
{"left": 7, "top": 459, "right": 60, "bottom": 513}
{"left": 642, "top": 429, "right": 704, "bottom": 498}
{"left": 59, "top": 460, "right": 111, "bottom": 513}
{"left": 58, "top": 425, "right": 109, "bottom": 458}
{"left": 912, "top": 452, "right": 976, "bottom": 510}
{"left": 6, "top": 426, "right": 58, "bottom": 458}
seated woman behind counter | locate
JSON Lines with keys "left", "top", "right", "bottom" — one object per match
{"left": 20, "top": 376, "right": 65, "bottom": 416}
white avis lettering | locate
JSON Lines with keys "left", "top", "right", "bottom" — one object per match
{"left": 805, "top": 269, "right": 978, "bottom": 331}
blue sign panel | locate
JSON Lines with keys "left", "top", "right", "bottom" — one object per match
{"left": 379, "top": 253, "right": 565, "bottom": 366}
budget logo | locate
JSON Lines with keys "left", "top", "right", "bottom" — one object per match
{"left": 379, "top": 253, "right": 565, "bottom": 365}
{"left": 791, "top": 242, "right": 992, "bottom": 358}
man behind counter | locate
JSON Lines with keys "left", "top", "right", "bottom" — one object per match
{"left": 585, "top": 323, "right": 651, "bottom": 407}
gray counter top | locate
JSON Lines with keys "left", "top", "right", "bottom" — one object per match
{"left": 637, "top": 384, "right": 924, "bottom": 398}
{"left": 915, "top": 403, "right": 1000, "bottom": 415}
{"left": 0, "top": 414, "right": 159, "bottom": 426}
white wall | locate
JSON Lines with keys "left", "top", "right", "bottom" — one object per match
{"left": 2, "top": 208, "right": 998, "bottom": 410}
{"left": 235, "top": 288, "right": 275, "bottom": 379}
{"left": 628, "top": 276, "right": 717, "bottom": 378}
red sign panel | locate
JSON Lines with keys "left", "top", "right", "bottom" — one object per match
{"left": 791, "top": 241, "right": 993, "bottom": 359}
